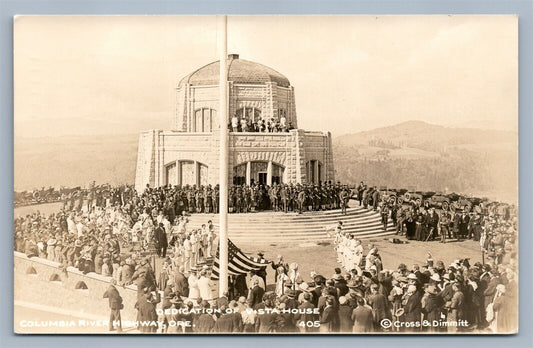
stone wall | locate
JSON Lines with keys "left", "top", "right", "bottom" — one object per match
{"left": 134, "top": 131, "right": 156, "bottom": 192}
{"left": 14, "top": 252, "right": 138, "bottom": 321}
{"left": 135, "top": 129, "right": 334, "bottom": 191}
{"left": 174, "top": 82, "right": 297, "bottom": 133}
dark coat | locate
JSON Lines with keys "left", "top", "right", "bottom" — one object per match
{"left": 368, "top": 293, "right": 389, "bottom": 323}
{"left": 423, "top": 293, "right": 444, "bottom": 324}
{"left": 404, "top": 291, "right": 422, "bottom": 323}
{"left": 247, "top": 285, "right": 264, "bottom": 308}
{"left": 103, "top": 285, "right": 123, "bottom": 310}
{"left": 351, "top": 306, "right": 373, "bottom": 332}
{"left": 255, "top": 311, "right": 278, "bottom": 333}
{"left": 294, "top": 301, "right": 318, "bottom": 331}
{"left": 320, "top": 305, "right": 338, "bottom": 332}
{"left": 194, "top": 313, "right": 216, "bottom": 333}
{"left": 155, "top": 226, "right": 168, "bottom": 247}
{"left": 213, "top": 313, "right": 235, "bottom": 333}
{"left": 173, "top": 271, "right": 189, "bottom": 297}
{"left": 338, "top": 304, "right": 354, "bottom": 333}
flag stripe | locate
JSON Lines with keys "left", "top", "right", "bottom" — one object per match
{"left": 209, "top": 238, "right": 268, "bottom": 280}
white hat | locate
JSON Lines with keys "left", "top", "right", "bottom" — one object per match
{"left": 431, "top": 273, "right": 441, "bottom": 282}
{"left": 407, "top": 273, "right": 418, "bottom": 280}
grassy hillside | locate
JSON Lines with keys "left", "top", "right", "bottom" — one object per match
{"left": 334, "top": 121, "right": 517, "bottom": 203}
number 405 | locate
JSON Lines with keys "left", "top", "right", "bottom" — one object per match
{"left": 298, "top": 321, "right": 320, "bottom": 328}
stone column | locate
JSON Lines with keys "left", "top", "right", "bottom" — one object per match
{"left": 246, "top": 161, "right": 251, "bottom": 186}
{"left": 176, "top": 160, "right": 181, "bottom": 186}
{"left": 194, "top": 160, "right": 199, "bottom": 186}
{"left": 267, "top": 160, "right": 273, "bottom": 185}
{"left": 314, "top": 160, "right": 319, "bottom": 184}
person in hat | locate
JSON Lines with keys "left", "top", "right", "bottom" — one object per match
{"left": 281, "top": 289, "right": 299, "bottom": 310}
{"left": 294, "top": 292, "right": 317, "bottom": 333}
{"left": 351, "top": 296, "right": 373, "bottom": 333}
{"left": 367, "top": 283, "right": 389, "bottom": 331}
{"left": 216, "top": 291, "right": 230, "bottom": 309}
{"left": 338, "top": 296, "right": 354, "bottom": 332}
{"left": 319, "top": 296, "right": 339, "bottom": 333}
{"left": 402, "top": 284, "right": 422, "bottom": 331}
{"left": 276, "top": 302, "right": 297, "bottom": 333}
{"left": 256, "top": 252, "right": 268, "bottom": 286}
{"left": 447, "top": 283, "right": 464, "bottom": 333}
{"left": 333, "top": 273, "right": 349, "bottom": 297}
{"left": 422, "top": 284, "right": 444, "bottom": 332}
{"left": 311, "top": 275, "right": 326, "bottom": 307}
{"left": 46, "top": 237, "right": 56, "bottom": 261}
{"left": 103, "top": 279, "right": 123, "bottom": 332}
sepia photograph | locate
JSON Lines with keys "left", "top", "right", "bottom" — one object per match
{"left": 13, "top": 15, "right": 518, "bottom": 334}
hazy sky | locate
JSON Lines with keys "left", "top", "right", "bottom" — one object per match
{"left": 14, "top": 15, "right": 517, "bottom": 138}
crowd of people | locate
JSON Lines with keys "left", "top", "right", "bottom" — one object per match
{"left": 58, "top": 182, "right": 353, "bottom": 216}
{"left": 229, "top": 114, "right": 294, "bottom": 133}
{"left": 14, "top": 181, "right": 518, "bottom": 334}
{"left": 333, "top": 203, "right": 517, "bottom": 333}
{"left": 100, "top": 221, "right": 517, "bottom": 334}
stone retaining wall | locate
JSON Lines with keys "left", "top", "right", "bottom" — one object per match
{"left": 14, "top": 252, "right": 138, "bottom": 321}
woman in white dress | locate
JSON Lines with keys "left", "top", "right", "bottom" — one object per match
{"left": 197, "top": 270, "right": 214, "bottom": 301}
{"left": 187, "top": 269, "right": 200, "bottom": 300}
{"left": 275, "top": 266, "right": 290, "bottom": 297}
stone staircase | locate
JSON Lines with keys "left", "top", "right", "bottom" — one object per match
{"left": 186, "top": 201, "right": 396, "bottom": 243}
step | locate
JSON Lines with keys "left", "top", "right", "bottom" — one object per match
{"left": 188, "top": 217, "right": 387, "bottom": 230}
{"left": 186, "top": 210, "right": 381, "bottom": 224}
{"left": 229, "top": 230, "right": 396, "bottom": 242}
{"left": 226, "top": 226, "right": 395, "bottom": 238}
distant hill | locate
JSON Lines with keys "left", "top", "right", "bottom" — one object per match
{"left": 14, "top": 121, "right": 518, "bottom": 203}
{"left": 334, "top": 121, "right": 517, "bottom": 203}
{"left": 15, "top": 134, "right": 139, "bottom": 191}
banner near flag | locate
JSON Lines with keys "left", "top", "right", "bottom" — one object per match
{"left": 210, "top": 239, "right": 269, "bottom": 279}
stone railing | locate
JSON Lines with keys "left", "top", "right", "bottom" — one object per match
{"left": 14, "top": 252, "right": 138, "bottom": 321}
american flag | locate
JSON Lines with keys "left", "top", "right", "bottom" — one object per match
{"left": 210, "top": 239, "right": 269, "bottom": 280}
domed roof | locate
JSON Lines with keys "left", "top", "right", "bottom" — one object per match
{"left": 178, "top": 54, "right": 290, "bottom": 88}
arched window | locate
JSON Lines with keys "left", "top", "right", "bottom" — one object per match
{"left": 235, "top": 107, "right": 261, "bottom": 122}
{"left": 193, "top": 108, "right": 216, "bottom": 132}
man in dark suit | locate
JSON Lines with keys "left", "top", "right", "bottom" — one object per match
{"left": 427, "top": 208, "right": 439, "bottom": 241}
{"left": 173, "top": 266, "right": 189, "bottom": 297}
{"left": 213, "top": 306, "right": 235, "bottom": 333}
{"left": 255, "top": 295, "right": 279, "bottom": 333}
{"left": 458, "top": 210, "right": 470, "bottom": 240}
{"left": 247, "top": 278, "right": 265, "bottom": 308}
{"left": 319, "top": 296, "right": 339, "bottom": 332}
{"left": 103, "top": 279, "right": 123, "bottom": 332}
{"left": 295, "top": 292, "right": 318, "bottom": 333}
{"left": 154, "top": 223, "right": 168, "bottom": 258}
{"left": 403, "top": 285, "right": 422, "bottom": 332}
{"left": 351, "top": 297, "right": 373, "bottom": 333}
{"left": 311, "top": 275, "right": 326, "bottom": 307}
{"left": 216, "top": 291, "right": 230, "bottom": 309}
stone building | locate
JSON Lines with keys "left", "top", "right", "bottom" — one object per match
{"left": 135, "top": 54, "right": 334, "bottom": 192}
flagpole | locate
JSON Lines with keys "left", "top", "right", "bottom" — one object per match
{"left": 218, "top": 15, "right": 229, "bottom": 296}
